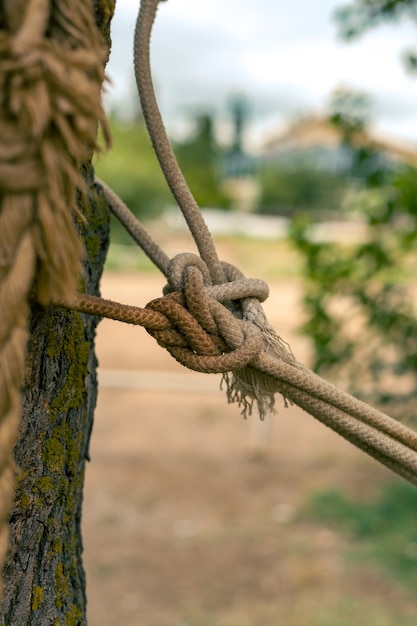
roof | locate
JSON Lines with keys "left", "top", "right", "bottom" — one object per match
{"left": 262, "top": 116, "right": 417, "bottom": 167}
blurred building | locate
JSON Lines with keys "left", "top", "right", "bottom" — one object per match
{"left": 261, "top": 115, "right": 417, "bottom": 170}
{"left": 220, "top": 111, "right": 417, "bottom": 214}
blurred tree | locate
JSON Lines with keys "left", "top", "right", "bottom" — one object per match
{"left": 228, "top": 95, "right": 249, "bottom": 154}
{"left": 174, "top": 114, "right": 231, "bottom": 209}
{"left": 335, "top": 0, "right": 417, "bottom": 71}
{"left": 335, "top": 0, "right": 417, "bottom": 37}
{"left": 328, "top": 87, "right": 373, "bottom": 136}
{"left": 258, "top": 161, "right": 347, "bottom": 217}
{"left": 95, "top": 112, "right": 231, "bottom": 244}
{"left": 94, "top": 117, "right": 172, "bottom": 242}
{"left": 290, "top": 89, "right": 417, "bottom": 422}
{"left": 289, "top": 0, "right": 417, "bottom": 422}
{"left": 256, "top": 89, "right": 373, "bottom": 218}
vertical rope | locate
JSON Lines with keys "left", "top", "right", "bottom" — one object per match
{"left": 0, "top": 0, "right": 109, "bottom": 599}
{"left": 133, "top": 0, "right": 227, "bottom": 286}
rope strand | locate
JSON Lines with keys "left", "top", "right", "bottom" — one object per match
{"left": 52, "top": 271, "right": 417, "bottom": 487}
{"left": 81, "top": 0, "right": 417, "bottom": 487}
{"left": 96, "top": 176, "right": 170, "bottom": 275}
{"left": 133, "top": 0, "right": 227, "bottom": 285}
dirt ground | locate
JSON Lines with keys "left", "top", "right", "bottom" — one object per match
{"left": 82, "top": 269, "right": 417, "bottom": 626}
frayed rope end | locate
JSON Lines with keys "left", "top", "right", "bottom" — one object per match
{"left": 220, "top": 298, "right": 296, "bottom": 419}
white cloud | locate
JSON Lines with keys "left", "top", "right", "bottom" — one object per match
{"left": 106, "top": 0, "right": 417, "bottom": 144}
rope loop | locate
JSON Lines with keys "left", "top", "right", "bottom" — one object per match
{"left": 165, "top": 252, "right": 269, "bottom": 316}
{"left": 146, "top": 254, "right": 266, "bottom": 373}
{"left": 37, "top": 0, "right": 417, "bottom": 487}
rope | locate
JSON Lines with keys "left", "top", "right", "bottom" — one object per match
{"left": 97, "top": 177, "right": 170, "bottom": 276}
{"left": 0, "top": 0, "right": 109, "bottom": 599}
{"left": 55, "top": 253, "right": 417, "bottom": 487}
{"left": 89, "top": 0, "right": 417, "bottom": 486}
{"left": 16, "top": 0, "right": 416, "bottom": 514}
{"left": 133, "top": 0, "right": 227, "bottom": 285}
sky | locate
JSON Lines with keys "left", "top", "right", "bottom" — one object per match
{"left": 105, "top": 0, "right": 417, "bottom": 149}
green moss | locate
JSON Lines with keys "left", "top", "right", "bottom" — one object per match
{"left": 31, "top": 586, "right": 45, "bottom": 611}
{"left": 52, "top": 538, "right": 63, "bottom": 555}
{"left": 45, "top": 310, "right": 67, "bottom": 360}
{"left": 54, "top": 566, "right": 83, "bottom": 623}
{"left": 53, "top": 424, "right": 81, "bottom": 476}
{"left": 55, "top": 563, "right": 69, "bottom": 609}
{"left": 15, "top": 469, "right": 29, "bottom": 485}
{"left": 65, "top": 603, "right": 83, "bottom": 626}
{"left": 45, "top": 311, "right": 89, "bottom": 375}
{"left": 42, "top": 438, "right": 65, "bottom": 474}
{"left": 47, "top": 513, "right": 60, "bottom": 533}
{"left": 84, "top": 232, "right": 101, "bottom": 261}
{"left": 44, "top": 313, "right": 90, "bottom": 436}
{"left": 53, "top": 619, "right": 61, "bottom": 626}
{"left": 50, "top": 354, "right": 89, "bottom": 417}
{"left": 79, "top": 178, "right": 111, "bottom": 231}
{"left": 92, "top": 0, "right": 116, "bottom": 49}
{"left": 33, "top": 476, "right": 55, "bottom": 496}
{"left": 20, "top": 493, "right": 31, "bottom": 512}
{"left": 32, "top": 478, "right": 54, "bottom": 508}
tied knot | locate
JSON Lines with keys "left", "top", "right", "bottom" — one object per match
{"left": 146, "top": 253, "right": 297, "bottom": 418}
{"left": 145, "top": 253, "right": 266, "bottom": 373}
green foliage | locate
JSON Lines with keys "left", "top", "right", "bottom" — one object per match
{"left": 290, "top": 91, "right": 417, "bottom": 419}
{"left": 335, "top": 0, "right": 417, "bottom": 40}
{"left": 94, "top": 117, "right": 171, "bottom": 243}
{"left": 95, "top": 117, "right": 172, "bottom": 218}
{"left": 258, "top": 162, "right": 347, "bottom": 217}
{"left": 334, "top": 0, "right": 417, "bottom": 71}
{"left": 174, "top": 114, "right": 231, "bottom": 209}
{"left": 94, "top": 114, "right": 231, "bottom": 244}
{"left": 328, "top": 87, "right": 373, "bottom": 136}
{"left": 307, "top": 481, "right": 417, "bottom": 588}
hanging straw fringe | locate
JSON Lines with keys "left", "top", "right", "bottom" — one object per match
{"left": 0, "top": 0, "right": 109, "bottom": 600}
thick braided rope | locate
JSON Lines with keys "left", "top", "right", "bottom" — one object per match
{"left": 0, "top": 0, "right": 109, "bottom": 599}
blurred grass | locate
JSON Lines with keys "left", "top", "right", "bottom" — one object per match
{"left": 306, "top": 480, "right": 417, "bottom": 589}
{"left": 175, "top": 597, "right": 417, "bottom": 626}
{"left": 105, "top": 233, "right": 302, "bottom": 280}
{"left": 303, "top": 599, "right": 417, "bottom": 626}
{"left": 101, "top": 196, "right": 417, "bottom": 626}
{"left": 105, "top": 222, "right": 417, "bottom": 283}
{"left": 105, "top": 242, "right": 161, "bottom": 273}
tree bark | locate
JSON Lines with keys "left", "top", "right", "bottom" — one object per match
{"left": 0, "top": 2, "right": 115, "bottom": 624}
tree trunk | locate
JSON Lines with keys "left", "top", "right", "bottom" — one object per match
{"left": 0, "top": 2, "right": 114, "bottom": 624}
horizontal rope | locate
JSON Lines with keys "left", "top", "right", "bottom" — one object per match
{"left": 41, "top": 0, "right": 417, "bottom": 490}
{"left": 51, "top": 250, "right": 417, "bottom": 487}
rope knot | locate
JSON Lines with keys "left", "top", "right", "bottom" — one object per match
{"left": 149, "top": 253, "right": 298, "bottom": 418}
{"left": 145, "top": 259, "right": 264, "bottom": 374}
